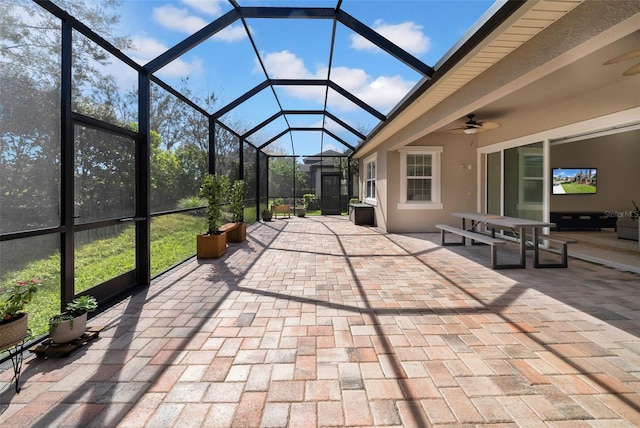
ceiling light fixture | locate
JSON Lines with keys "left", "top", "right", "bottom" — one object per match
{"left": 464, "top": 127, "right": 478, "bottom": 135}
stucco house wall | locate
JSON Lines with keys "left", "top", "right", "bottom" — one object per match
{"left": 355, "top": 1, "right": 640, "bottom": 233}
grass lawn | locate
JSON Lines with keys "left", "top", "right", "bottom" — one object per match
{"left": 561, "top": 183, "right": 597, "bottom": 194}
{"left": 2, "top": 213, "right": 206, "bottom": 338}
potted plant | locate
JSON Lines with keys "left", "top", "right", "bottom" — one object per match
{"left": 261, "top": 209, "right": 272, "bottom": 222}
{"left": 197, "top": 174, "right": 230, "bottom": 258}
{"left": 49, "top": 295, "right": 97, "bottom": 344}
{"left": 0, "top": 279, "right": 39, "bottom": 351}
{"left": 227, "top": 180, "right": 247, "bottom": 242}
{"left": 295, "top": 198, "right": 306, "bottom": 217}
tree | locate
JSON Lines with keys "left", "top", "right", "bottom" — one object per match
{"left": 268, "top": 157, "right": 306, "bottom": 200}
{"left": 1, "top": 0, "right": 131, "bottom": 233}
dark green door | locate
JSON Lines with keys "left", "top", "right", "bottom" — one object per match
{"left": 321, "top": 173, "right": 341, "bottom": 215}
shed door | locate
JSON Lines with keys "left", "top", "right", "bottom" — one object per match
{"left": 321, "top": 173, "right": 341, "bottom": 215}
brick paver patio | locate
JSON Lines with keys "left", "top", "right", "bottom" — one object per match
{"left": 2, "top": 216, "right": 640, "bottom": 427}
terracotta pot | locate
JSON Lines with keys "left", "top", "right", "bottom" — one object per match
{"left": 50, "top": 312, "right": 87, "bottom": 344}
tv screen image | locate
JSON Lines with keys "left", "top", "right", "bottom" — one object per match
{"left": 552, "top": 168, "right": 597, "bottom": 194}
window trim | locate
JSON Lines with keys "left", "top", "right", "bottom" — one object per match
{"left": 398, "top": 146, "right": 443, "bottom": 210}
{"left": 363, "top": 153, "right": 377, "bottom": 205}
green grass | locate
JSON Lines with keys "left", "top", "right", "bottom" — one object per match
{"left": 2, "top": 213, "right": 206, "bottom": 338}
{"left": 561, "top": 183, "right": 597, "bottom": 194}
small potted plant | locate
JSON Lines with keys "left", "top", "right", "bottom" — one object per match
{"left": 197, "top": 174, "right": 230, "bottom": 258}
{"left": 0, "top": 279, "right": 39, "bottom": 350}
{"left": 262, "top": 208, "right": 272, "bottom": 222}
{"left": 49, "top": 295, "right": 97, "bottom": 344}
{"left": 295, "top": 198, "right": 306, "bottom": 217}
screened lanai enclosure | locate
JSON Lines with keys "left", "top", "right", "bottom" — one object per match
{"left": 0, "top": 0, "right": 447, "bottom": 339}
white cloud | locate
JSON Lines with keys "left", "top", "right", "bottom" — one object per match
{"left": 127, "top": 35, "right": 204, "bottom": 78}
{"left": 181, "top": 0, "right": 224, "bottom": 16}
{"left": 212, "top": 24, "right": 248, "bottom": 42}
{"left": 351, "top": 20, "right": 431, "bottom": 56}
{"left": 153, "top": 5, "right": 208, "bottom": 34}
{"left": 153, "top": 4, "right": 247, "bottom": 42}
{"left": 260, "top": 50, "right": 313, "bottom": 79}
{"left": 257, "top": 50, "right": 416, "bottom": 111}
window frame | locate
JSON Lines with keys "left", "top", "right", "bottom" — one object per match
{"left": 364, "top": 153, "right": 377, "bottom": 205}
{"left": 398, "top": 146, "right": 443, "bottom": 210}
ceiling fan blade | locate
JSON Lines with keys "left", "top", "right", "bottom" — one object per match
{"left": 478, "top": 121, "right": 501, "bottom": 130}
{"left": 623, "top": 62, "right": 640, "bottom": 76}
{"left": 444, "top": 127, "right": 466, "bottom": 133}
{"left": 603, "top": 48, "right": 640, "bottom": 65}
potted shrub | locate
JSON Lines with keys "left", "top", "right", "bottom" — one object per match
{"left": 227, "top": 180, "right": 247, "bottom": 242}
{"left": 0, "top": 279, "right": 39, "bottom": 351}
{"left": 49, "top": 295, "right": 97, "bottom": 344}
{"left": 197, "top": 174, "right": 230, "bottom": 258}
{"left": 261, "top": 209, "right": 272, "bottom": 222}
{"left": 295, "top": 198, "right": 306, "bottom": 217}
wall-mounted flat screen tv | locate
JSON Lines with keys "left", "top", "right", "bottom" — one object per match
{"left": 552, "top": 168, "right": 597, "bottom": 195}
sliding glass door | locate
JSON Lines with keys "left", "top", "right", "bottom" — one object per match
{"left": 484, "top": 141, "right": 545, "bottom": 221}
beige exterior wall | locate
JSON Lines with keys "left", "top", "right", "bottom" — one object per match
{"left": 385, "top": 134, "right": 479, "bottom": 233}
{"left": 353, "top": 2, "right": 639, "bottom": 233}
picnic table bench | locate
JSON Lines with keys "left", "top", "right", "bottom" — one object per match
{"left": 437, "top": 212, "right": 577, "bottom": 269}
{"left": 436, "top": 224, "right": 509, "bottom": 269}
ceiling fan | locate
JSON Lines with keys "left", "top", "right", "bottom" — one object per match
{"left": 603, "top": 48, "right": 640, "bottom": 76}
{"left": 446, "top": 114, "right": 501, "bottom": 134}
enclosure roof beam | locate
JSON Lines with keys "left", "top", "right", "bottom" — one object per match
{"left": 258, "top": 129, "right": 289, "bottom": 150}
{"left": 323, "top": 129, "right": 355, "bottom": 151}
{"left": 242, "top": 109, "right": 364, "bottom": 145}
{"left": 256, "top": 127, "right": 354, "bottom": 152}
{"left": 242, "top": 112, "right": 284, "bottom": 139}
{"left": 234, "top": 6, "right": 432, "bottom": 77}
{"left": 327, "top": 81, "right": 386, "bottom": 121}
{"left": 272, "top": 79, "right": 384, "bottom": 121}
{"left": 215, "top": 78, "right": 382, "bottom": 124}
{"left": 238, "top": 7, "right": 337, "bottom": 19}
{"left": 145, "top": 9, "right": 241, "bottom": 73}
{"left": 336, "top": 9, "right": 433, "bottom": 77}
{"left": 36, "top": 1, "right": 143, "bottom": 73}
{"left": 212, "top": 80, "right": 271, "bottom": 119}
{"left": 324, "top": 112, "right": 366, "bottom": 140}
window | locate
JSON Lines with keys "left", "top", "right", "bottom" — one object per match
{"left": 398, "top": 146, "right": 443, "bottom": 210}
{"left": 364, "top": 154, "right": 376, "bottom": 204}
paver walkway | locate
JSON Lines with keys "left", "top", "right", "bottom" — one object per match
{"left": 2, "top": 216, "right": 640, "bottom": 427}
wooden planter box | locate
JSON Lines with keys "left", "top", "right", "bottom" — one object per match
{"left": 197, "top": 232, "right": 227, "bottom": 258}
{"left": 221, "top": 222, "right": 246, "bottom": 242}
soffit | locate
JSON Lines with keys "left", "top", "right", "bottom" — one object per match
{"left": 358, "top": 0, "right": 585, "bottom": 156}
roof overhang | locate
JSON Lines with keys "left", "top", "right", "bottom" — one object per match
{"left": 353, "top": 0, "right": 588, "bottom": 157}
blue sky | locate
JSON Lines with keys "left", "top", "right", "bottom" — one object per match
{"left": 112, "top": 0, "right": 495, "bottom": 155}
